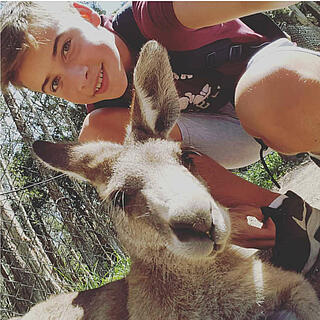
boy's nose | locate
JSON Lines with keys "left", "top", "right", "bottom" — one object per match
{"left": 67, "top": 65, "right": 89, "bottom": 91}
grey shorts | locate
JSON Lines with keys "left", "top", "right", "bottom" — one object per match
{"left": 176, "top": 103, "right": 265, "bottom": 169}
{"left": 176, "top": 38, "right": 319, "bottom": 169}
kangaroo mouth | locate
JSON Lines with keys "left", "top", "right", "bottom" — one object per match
{"left": 171, "top": 223, "right": 215, "bottom": 243}
{"left": 170, "top": 222, "right": 226, "bottom": 253}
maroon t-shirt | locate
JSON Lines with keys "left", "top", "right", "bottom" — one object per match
{"left": 87, "top": 1, "right": 268, "bottom": 114}
{"left": 132, "top": 1, "right": 265, "bottom": 50}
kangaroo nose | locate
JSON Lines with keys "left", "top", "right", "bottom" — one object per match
{"left": 169, "top": 200, "right": 214, "bottom": 240}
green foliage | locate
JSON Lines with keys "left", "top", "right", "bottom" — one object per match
{"left": 299, "top": 2, "right": 320, "bottom": 26}
{"left": 266, "top": 2, "right": 319, "bottom": 27}
{"left": 69, "top": 104, "right": 88, "bottom": 132}
{"left": 82, "top": 1, "right": 106, "bottom": 15}
{"left": 266, "top": 7, "right": 297, "bottom": 26}
{"left": 8, "top": 145, "right": 48, "bottom": 207}
{"left": 57, "top": 252, "right": 130, "bottom": 291}
{"left": 233, "top": 152, "right": 307, "bottom": 190}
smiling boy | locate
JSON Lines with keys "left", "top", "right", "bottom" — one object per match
{"left": 1, "top": 1, "right": 320, "bottom": 301}
{"left": 7, "top": 2, "right": 129, "bottom": 104}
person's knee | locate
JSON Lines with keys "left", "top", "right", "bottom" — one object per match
{"left": 79, "top": 107, "right": 130, "bottom": 143}
{"left": 235, "top": 55, "right": 320, "bottom": 154}
{"left": 235, "top": 64, "right": 289, "bottom": 139}
{"left": 236, "top": 51, "right": 320, "bottom": 120}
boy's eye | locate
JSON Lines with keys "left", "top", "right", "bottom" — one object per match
{"left": 62, "top": 39, "right": 71, "bottom": 57}
{"left": 51, "top": 77, "right": 60, "bottom": 92}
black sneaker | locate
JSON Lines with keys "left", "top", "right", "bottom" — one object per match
{"left": 261, "top": 190, "right": 320, "bottom": 275}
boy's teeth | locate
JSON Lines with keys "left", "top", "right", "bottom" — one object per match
{"left": 95, "top": 69, "right": 104, "bottom": 92}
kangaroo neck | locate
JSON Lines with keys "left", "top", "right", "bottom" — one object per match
{"left": 126, "top": 249, "right": 256, "bottom": 319}
{"left": 128, "top": 245, "right": 250, "bottom": 293}
{"left": 128, "top": 251, "right": 228, "bottom": 286}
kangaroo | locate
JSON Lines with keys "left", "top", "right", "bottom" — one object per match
{"left": 13, "top": 41, "right": 320, "bottom": 320}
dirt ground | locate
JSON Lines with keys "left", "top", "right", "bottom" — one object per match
{"left": 276, "top": 160, "right": 320, "bottom": 208}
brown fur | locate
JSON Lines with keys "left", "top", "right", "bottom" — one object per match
{"left": 14, "top": 41, "right": 320, "bottom": 320}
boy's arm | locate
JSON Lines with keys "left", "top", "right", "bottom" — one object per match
{"left": 173, "top": 1, "right": 296, "bottom": 29}
{"left": 78, "top": 107, "right": 279, "bottom": 249}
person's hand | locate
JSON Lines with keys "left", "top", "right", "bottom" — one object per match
{"left": 229, "top": 205, "right": 276, "bottom": 249}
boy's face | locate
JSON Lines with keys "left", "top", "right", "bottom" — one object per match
{"left": 17, "top": 13, "right": 128, "bottom": 104}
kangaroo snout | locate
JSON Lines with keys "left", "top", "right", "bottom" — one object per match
{"left": 168, "top": 196, "right": 229, "bottom": 257}
{"left": 168, "top": 197, "right": 213, "bottom": 233}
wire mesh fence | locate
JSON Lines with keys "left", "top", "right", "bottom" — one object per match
{"left": 0, "top": 2, "right": 319, "bottom": 319}
{"left": 0, "top": 90, "right": 128, "bottom": 319}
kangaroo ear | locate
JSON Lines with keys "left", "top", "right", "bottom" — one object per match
{"left": 33, "top": 141, "right": 122, "bottom": 185}
{"left": 128, "top": 40, "right": 180, "bottom": 142}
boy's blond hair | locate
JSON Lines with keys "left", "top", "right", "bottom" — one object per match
{"left": 0, "top": 1, "right": 78, "bottom": 92}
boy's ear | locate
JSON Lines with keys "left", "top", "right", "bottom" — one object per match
{"left": 73, "top": 2, "right": 101, "bottom": 28}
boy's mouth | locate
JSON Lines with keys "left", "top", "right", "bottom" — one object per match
{"left": 94, "top": 64, "right": 105, "bottom": 94}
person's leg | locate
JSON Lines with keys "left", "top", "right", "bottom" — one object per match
{"left": 235, "top": 39, "right": 320, "bottom": 156}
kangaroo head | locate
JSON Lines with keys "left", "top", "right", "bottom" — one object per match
{"left": 33, "top": 41, "right": 230, "bottom": 265}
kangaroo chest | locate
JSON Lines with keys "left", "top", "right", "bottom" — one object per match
{"left": 126, "top": 266, "right": 263, "bottom": 320}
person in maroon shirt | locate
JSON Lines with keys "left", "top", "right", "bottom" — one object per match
{"left": 1, "top": 1, "right": 320, "bottom": 296}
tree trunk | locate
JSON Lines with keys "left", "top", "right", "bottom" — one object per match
{"left": 289, "top": 4, "right": 315, "bottom": 25}
{"left": 1, "top": 187, "right": 63, "bottom": 312}
{"left": 3, "top": 92, "right": 99, "bottom": 266}
{"left": 305, "top": 1, "right": 320, "bottom": 21}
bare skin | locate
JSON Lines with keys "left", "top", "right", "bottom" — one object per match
{"left": 235, "top": 51, "right": 320, "bottom": 156}
{"left": 173, "top": 1, "right": 296, "bottom": 29}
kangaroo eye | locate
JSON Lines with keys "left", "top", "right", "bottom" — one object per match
{"left": 111, "top": 190, "right": 126, "bottom": 208}
{"left": 181, "top": 148, "right": 201, "bottom": 169}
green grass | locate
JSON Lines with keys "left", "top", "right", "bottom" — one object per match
{"left": 74, "top": 255, "right": 130, "bottom": 291}
{"left": 233, "top": 152, "right": 307, "bottom": 189}
{"left": 56, "top": 252, "right": 131, "bottom": 292}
